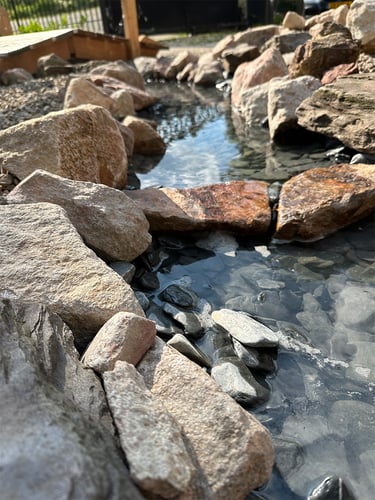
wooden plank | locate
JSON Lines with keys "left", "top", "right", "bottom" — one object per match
{"left": 121, "top": 0, "right": 140, "bottom": 58}
{"left": 71, "top": 31, "right": 130, "bottom": 61}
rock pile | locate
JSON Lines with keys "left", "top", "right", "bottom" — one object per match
{"left": 0, "top": 1, "right": 375, "bottom": 498}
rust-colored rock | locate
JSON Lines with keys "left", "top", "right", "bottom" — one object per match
{"left": 321, "top": 62, "right": 358, "bottom": 85}
{"left": 127, "top": 181, "right": 271, "bottom": 234}
{"left": 289, "top": 22, "right": 359, "bottom": 79}
{"left": 274, "top": 164, "right": 375, "bottom": 242}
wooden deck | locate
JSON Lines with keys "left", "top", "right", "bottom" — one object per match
{"left": 0, "top": 29, "right": 131, "bottom": 73}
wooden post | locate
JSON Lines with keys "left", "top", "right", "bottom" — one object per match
{"left": 0, "top": 6, "right": 13, "bottom": 36}
{"left": 120, "top": 0, "right": 140, "bottom": 59}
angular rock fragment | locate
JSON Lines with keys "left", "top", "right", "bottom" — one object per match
{"left": 127, "top": 181, "right": 271, "bottom": 234}
{"left": 6, "top": 169, "right": 151, "bottom": 262}
{"left": 274, "top": 164, "right": 375, "bottom": 241}
{"left": 0, "top": 203, "right": 144, "bottom": 347}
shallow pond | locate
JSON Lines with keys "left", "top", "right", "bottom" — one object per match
{"left": 132, "top": 82, "right": 375, "bottom": 499}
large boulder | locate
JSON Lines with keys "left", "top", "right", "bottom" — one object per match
{"left": 289, "top": 22, "right": 359, "bottom": 79}
{"left": 296, "top": 73, "right": 375, "bottom": 154}
{"left": 346, "top": 0, "right": 375, "bottom": 53}
{"left": 239, "top": 77, "right": 285, "bottom": 127}
{"left": 89, "top": 60, "right": 146, "bottom": 90}
{"left": 0, "top": 104, "right": 128, "bottom": 189}
{"left": 137, "top": 337, "right": 274, "bottom": 498}
{"left": 231, "top": 48, "right": 288, "bottom": 108}
{"left": 0, "top": 299, "right": 144, "bottom": 500}
{"left": 127, "top": 181, "right": 271, "bottom": 234}
{"left": 268, "top": 75, "right": 321, "bottom": 141}
{"left": 6, "top": 169, "right": 151, "bottom": 262}
{"left": 0, "top": 203, "right": 144, "bottom": 347}
{"left": 274, "top": 164, "right": 375, "bottom": 241}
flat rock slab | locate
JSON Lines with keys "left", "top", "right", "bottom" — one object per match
{"left": 0, "top": 203, "right": 144, "bottom": 347}
{"left": 296, "top": 73, "right": 375, "bottom": 154}
{"left": 6, "top": 169, "right": 151, "bottom": 262}
{"left": 274, "top": 164, "right": 375, "bottom": 242}
{"left": 137, "top": 337, "right": 274, "bottom": 499}
{"left": 127, "top": 181, "right": 271, "bottom": 234}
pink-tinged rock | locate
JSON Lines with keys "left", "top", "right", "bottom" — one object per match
{"left": 127, "top": 181, "right": 271, "bottom": 234}
{"left": 82, "top": 312, "right": 156, "bottom": 372}
{"left": 6, "top": 169, "right": 151, "bottom": 262}
{"left": 137, "top": 337, "right": 274, "bottom": 499}
{"left": 0, "top": 104, "right": 128, "bottom": 189}
{"left": 321, "top": 62, "right": 358, "bottom": 84}
{"left": 123, "top": 116, "right": 166, "bottom": 155}
{"left": 289, "top": 22, "right": 359, "bottom": 79}
{"left": 274, "top": 164, "right": 375, "bottom": 242}
{"left": 87, "top": 74, "right": 157, "bottom": 110}
{"left": 89, "top": 60, "right": 145, "bottom": 90}
{"left": 231, "top": 48, "right": 288, "bottom": 108}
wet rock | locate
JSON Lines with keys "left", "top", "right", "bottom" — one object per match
{"left": 274, "top": 164, "right": 375, "bottom": 241}
{"left": 211, "top": 356, "right": 270, "bottom": 407}
{"left": 232, "top": 339, "right": 276, "bottom": 373}
{"left": 0, "top": 67, "right": 33, "bottom": 85}
{"left": 346, "top": 0, "right": 375, "bottom": 53}
{"left": 163, "top": 302, "right": 204, "bottom": 339}
{"left": 82, "top": 312, "right": 156, "bottom": 373}
{"left": 268, "top": 75, "right": 321, "bottom": 142}
{"left": 212, "top": 308, "right": 279, "bottom": 347}
{"left": 110, "top": 261, "right": 136, "bottom": 282}
{"left": 127, "top": 180, "right": 271, "bottom": 234}
{"left": 133, "top": 56, "right": 156, "bottom": 80}
{"left": 146, "top": 304, "right": 185, "bottom": 339}
{"left": 160, "top": 283, "right": 199, "bottom": 309}
{"left": 289, "top": 22, "right": 359, "bottom": 79}
{"left": 273, "top": 437, "right": 304, "bottom": 480}
{"left": 0, "top": 203, "right": 144, "bottom": 347}
{"left": 103, "top": 361, "right": 194, "bottom": 498}
{"left": 137, "top": 337, "right": 274, "bottom": 498}
{"left": 89, "top": 60, "right": 145, "bottom": 90}
{"left": 167, "top": 333, "right": 212, "bottom": 368}
{"left": 221, "top": 44, "right": 260, "bottom": 74}
{"left": 0, "top": 104, "right": 128, "bottom": 188}
{"left": 350, "top": 152, "right": 375, "bottom": 165}
{"left": 87, "top": 74, "right": 157, "bottom": 110}
{"left": 297, "top": 74, "right": 375, "bottom": 154}
{"left": 335, "top": 284, "right": 375, "bottom": 334}
{"left": 231, "top": 48, "right": 288, "bottom": 108}
{"left": 0, "top": 299, "right": 143, "bottom": 500}
{"left": 123, "top": 115, "right": 166, "bottom": 155}
{"left": 193, "top": 54, "right": 223, "bottom": 87}
{"left": 308, "top": 475, "right": 356, "bottom": 500}
{"left": 6, "top": 169, "right": 151, "bottom": 262}
{"left": 226, "top": 290, "right": 292, "bottom": 322}
{"left": 239, "top": 77, "right": 284, "bottom": 127}
{"left": 154, "top": 54, "right": 175, "bottom": 79}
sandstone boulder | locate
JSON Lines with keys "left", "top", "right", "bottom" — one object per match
{"left": 346, "top": 0, "right": 375, "bottom": 52}
{"left": 90, "top": 60, "right": 145, "bottom": 90}
{"left": 296, "top": 73, "right": 375, "bottom": 154}
{"left": 0, "top": 203, "right": 144, "bottom": 346}
{"left": 0, "top": 299, "right": 143, "bottom": 500}
{"left": 282, "top": 11, "right": 305, "bottom": 30}
{"left": 127, "top": 181, "right": 271, "bottom": 234}
{"left": 64, "top": 76, "right": 114, "bottom": 111}
{"left": 137, "top": 337, "right": 274, "bottom": 498}
{"left": 123, "top": 116, "right": 166, "bottom": 155}
{"left": 268, "top": 75, "right": 321, "bottom": 142}
{"left": 274, "top": 164, "right": 375, "bottom": 241}
{"left": 103, "top": 361, "right": 194, "bottom": 497}
{"left": 289, "top": 22, "right": 359, "bottom": 79}
{"left": 83, "top": 312, "right": 156, "bottom": 373}
{"left": 239, "top": 77, "right": 285, "bottom": 127}
{"left": 0, "top": 104, "right": 128, "bottom": 188}
{"left": 6, "top": 169, "right": 151, "bottom": 262}
{"left": 231, "top": 48, "right": 288, "bottom": 108}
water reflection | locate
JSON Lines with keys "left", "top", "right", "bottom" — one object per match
{"left": 136, "top": 82, "right": 375, "bottom": 499}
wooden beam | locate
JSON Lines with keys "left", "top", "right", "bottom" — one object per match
{"left": 120, "top": 0, "right": 140, "bottom": 59}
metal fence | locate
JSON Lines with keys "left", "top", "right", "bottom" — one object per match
{"left": 0, "top": 0, "right": 106, "bottom": 34}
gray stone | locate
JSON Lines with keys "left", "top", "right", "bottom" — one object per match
{"left": 6, "top": 169, "right": 152, "bottom": 262}
{"left": 163, "top": 302, "right": 204, "bottom": 338}
{"left": 0, "top": 104, "right": 128, "bottom": 189}
{"left": 212, "top": 308, "right": 279, "bottom": 347}
{"left": 103, "top": 361, "right": 194, "bottom": 498}
{"left": 160, "top": 283, "right": 199, "bottom": 309}
{"left": 110, "top": 261, "right": 136, "bottom": 282}
{"left": 0, "top": 299, "right": 143, "bottom": 500}
{"left": 82, "top": 312, "right": 156, "bottom": 373}
{"left": 308, "top": 475, "right": 356, "bottom": 500}
{"left": 137, "top": 337, "right": 274, "bottom": 498}
{"left": 167, "top": 333, "right": 212, "bottom": 368}
{"left": 232, "top": 338, "right": 275, "bottom": 373}
{"left": 0, "top": 203, "right": 144, "bottom": 347}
